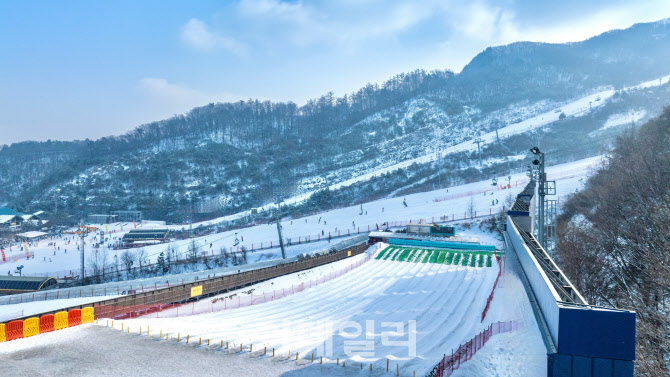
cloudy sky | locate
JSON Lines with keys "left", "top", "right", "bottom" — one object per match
{"left": 1, "top": 0, "right": 669, "bottom": 144}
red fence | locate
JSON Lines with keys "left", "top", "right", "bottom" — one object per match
{"left": 481, "top": 251, "right": 502, "bottom": 322}
{"left": 433, "top": 320, "right": 517, "bottom": 377}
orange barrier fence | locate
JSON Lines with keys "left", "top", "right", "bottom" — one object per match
{"left": 6, "top": 320, "right": 24, "bottom": 341}
{"left": 39, "top": 314, "right": 55, "bottom": 333}
{"left": 0, "top": 307, "right": 93, "bottom": 343}
{"left": 68, "top": 309, "right": 82, "bottom": 327}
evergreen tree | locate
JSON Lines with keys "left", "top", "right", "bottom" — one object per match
{"left": 157, "top": 252, "right": 165, "bottom": 275}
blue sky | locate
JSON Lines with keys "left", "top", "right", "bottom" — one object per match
{"left": 1, "top": 0, "right": 669, "bottom": 144}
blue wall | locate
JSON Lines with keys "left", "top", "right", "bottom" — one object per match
{"left": 557, "top": 306, "right": 636, "bottom": 361}
{"left": 387, "top": 238, "right": 495, "bottom": 251}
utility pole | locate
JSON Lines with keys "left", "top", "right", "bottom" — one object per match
{"left": 473, "top": 138, "right": 483, "bottom": 166}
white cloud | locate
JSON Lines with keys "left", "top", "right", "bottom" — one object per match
{"left": 180, "top": 18, "right": 248, "bottom": 56}
{"left": 236, "top": 0, "right": 437, "bottom": 47}
{"left": 449, "top": 0, "right": 670, "bottom": 46}
{"left": 138, "top": 78, "right": 246, "bottom": 115}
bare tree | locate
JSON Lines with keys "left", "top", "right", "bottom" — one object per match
{"left": 467, "top": 196, "right": 476, "bottom": 219}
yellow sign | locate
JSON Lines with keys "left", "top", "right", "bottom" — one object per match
{"left": 347, "top": 250, "right": 351, "bottom": 257}
{"left": 191, "top": 285, "right": 203, "bottom": 297}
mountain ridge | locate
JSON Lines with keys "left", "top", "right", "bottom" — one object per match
{"left": 2, "top": 18, "right": 670, "bottom": 222}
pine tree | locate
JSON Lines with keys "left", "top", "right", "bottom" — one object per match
{"left": 157, "top": 252, "right": 166, "bottom": 275}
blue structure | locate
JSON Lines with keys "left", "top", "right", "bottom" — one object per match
{"left": 506, "top": 182, "right": 636, "bottom": 377}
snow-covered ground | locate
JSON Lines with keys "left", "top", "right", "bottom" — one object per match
{"left": 600, "top": 109, "right": 646, "bottom": 130}
{"left": 0, "top": 155, "right": 601, "bottom": 280}
{"left": 102, "top": 244, "right": 541, "bottom": 377}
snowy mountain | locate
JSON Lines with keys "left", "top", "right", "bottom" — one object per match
{"left": 2, "top": 18, "right": 670, "bottom": 222}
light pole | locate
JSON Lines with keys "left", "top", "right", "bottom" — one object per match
{"left": 530, "top": 147, "right": 545, "bottom": 247}
{"left": 79, "top": 224, "right": 87, "bottom": 282}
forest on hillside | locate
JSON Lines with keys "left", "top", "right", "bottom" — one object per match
{"left": 556, "top": 106, "right": 670, "bottom": 376}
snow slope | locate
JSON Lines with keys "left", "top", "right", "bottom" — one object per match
{"left": 117, "top": 248, "right": 502, "bottom": 376}
{"left": 0, "top": 155, "right": 601, "bottom": 279}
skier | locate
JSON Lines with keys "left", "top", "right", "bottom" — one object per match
{"left": 322, "top": 230, "right": 324, "bottom": 236}
{"left": 403, "top": 198, "right": 407, "bottom": 207}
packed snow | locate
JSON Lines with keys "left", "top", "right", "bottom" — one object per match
{"left": 601, "top": 109, "right": 646, "bottom": 130}
{"left": 115, "top": 245, "right": 508, "bottom": 376}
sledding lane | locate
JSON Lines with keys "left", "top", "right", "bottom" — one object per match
{"left": 120, "top": 250, "right": 499, "bottom": 376}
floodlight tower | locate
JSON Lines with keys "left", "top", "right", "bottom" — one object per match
{"left": 530, "top": 147, "right": 546, "bottom": 247}
{"left": 79, "top": 223, "right": 87, "bottom": 282}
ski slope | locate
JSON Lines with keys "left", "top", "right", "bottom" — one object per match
{"left": 117, "top": 246, "right": 501, "bottom": 376}
{"left": 0, "top": 155, "right": 601, "bottom": 279}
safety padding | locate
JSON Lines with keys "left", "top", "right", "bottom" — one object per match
{"left": 23, "top": 317, "right": 40, "bottom": 338}
{"left": 39, "top": 314, "right": 55, "bottom": 333}
{"left": 81, "top": 307, "right": 94, "bottom": 324}
{"left": 68, "top": 309, "right": 82, "bottom": 327}
{"left": 0, "top": 323, "right": 5, "bottom": 342}
{"left": 6, "top": 320, "right": 24, "bottom": 341}
{"left": 54, "top": 311, "right": 69, "bottom": 331}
